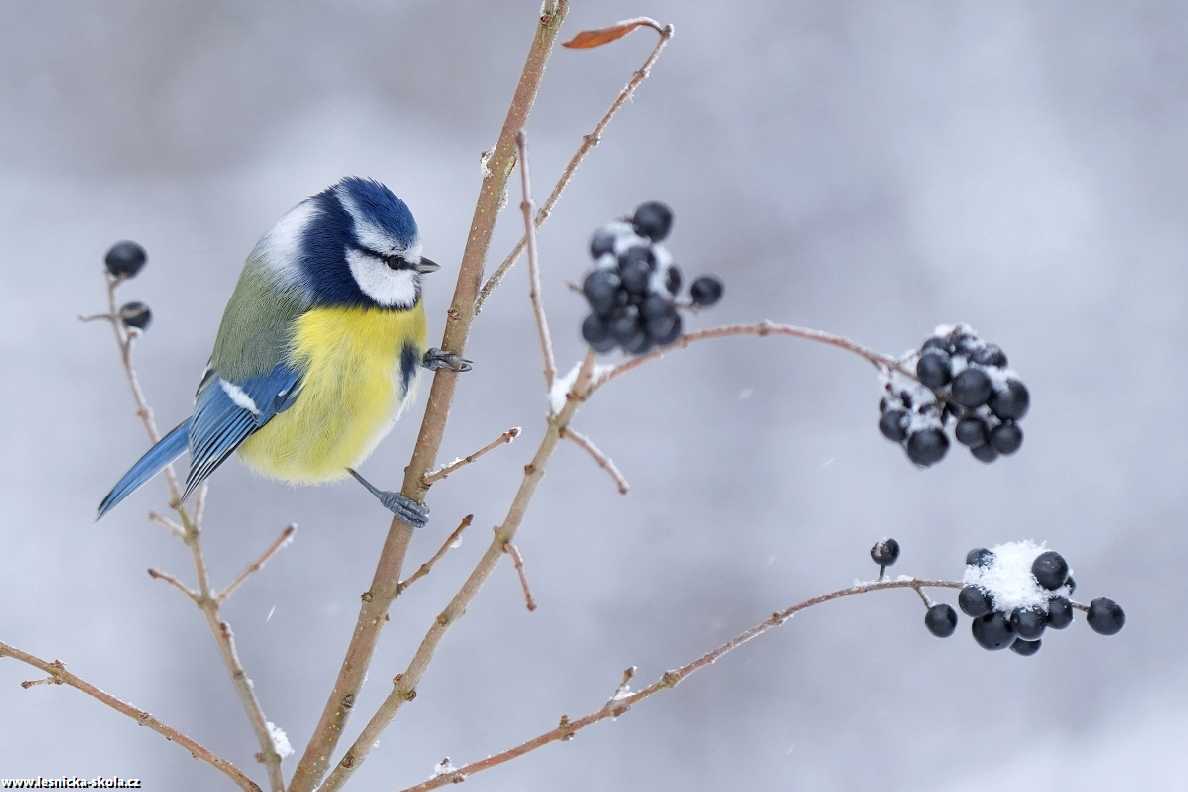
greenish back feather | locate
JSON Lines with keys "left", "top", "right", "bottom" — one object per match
{"left": 210, "top": 257, "right": 309, "bottom": 381}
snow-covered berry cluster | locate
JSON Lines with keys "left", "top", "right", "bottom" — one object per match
{"left": 878, "top": 324, "right": 1030, "bottom": 467}
{"left": 579, "top": 202, "right": 723, "bottom": 356}
{"left": 948, "top": 541, "right": 1124, "bottom": 656}
{"left": 104, "top": 241, "right": 153, "bottom": 332}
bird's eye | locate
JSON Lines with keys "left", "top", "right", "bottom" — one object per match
{"left": 383, "top": 254, "right": 403, "bottom": 270}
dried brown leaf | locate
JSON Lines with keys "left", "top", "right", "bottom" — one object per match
{"left": 562, "top": 18, "right": 662, "bottom": 49}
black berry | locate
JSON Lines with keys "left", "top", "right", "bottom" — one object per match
{"left": 970, "top": 444, "right": 998, "bottom": 463}
{"left": 632, "top": 201, "right": 673, "bottom": 241}
{"left": 581, "top": 314, "right": 616, "bottom": 353}
{"left": 951, "top": 368, "right": 993, "bottom": 407}
{"left": 1010, "top": 638, "right": 1041, "bottom": 656}
{"left": 664, "top": 265, "right": 682, "bottom": 295}
{"left": 118, "top": 301, "right": 152, "bottom": 330}
{"left": 618, "top": 248, "right": 654, "bottom": 295}
{"left": 921, "top": 337, "right": 950, "bottom": 355}
{"left": 878, "top": 409, "right": 908, "bottom": 442}
{"left": 924, "top": 604, "right": 958, "bottom": 637}
{"left": 589, "top": 224, "right": 622, "bottom": 258}
{"left": 582, "top": 270, "right": 620, "bottom": 316}
{"left": 972, "top": 344, "right": 1007, "bottom": 367}
{"left": 689, "top": 276, "right": 723, "bottom": 307}
{"left": 1031, "top": 551, "right": 1069, "bottom": 591}
{"left": 955, "top": 417, "right": 989, "bottom": 447}
{"left": 965, "top": 548, "right": 994, "bottom": 568}
{"left": 958, "top": 586, "right": 994, "bottom": 618}
{"left": 990, "top": 422, "right": 1023, "bottom": 454}
{"left": 916, "top": 352, "right": 952, "bottom": 389}
{"left": 1046, "top": 597, "right": 1074, "bottom": 629}
{"left": 609, "top": 311, "right": 641, "bottom": 345}
{"left": 104, "top": 240, "right": 147, "bottom": 279}
{"left": 870, "top": 538, "right": 900, "bottom": 567}
{"left": 1087, "top": 597, "right": 1125, "bottom": 635}
{"left": 952, "top": 332, "right": 980, "bottom": 355}
{"left": 971, "top": 612, "right": 1014, "bottom": 650}
{"left": 623, "top": 330, "right": 653, "bottom": 355}
{"left": 906, "top": 428, "right": 949, "bottom": 466}
{"left": 1010, "top": 606, "right": 1047, "bottom": 640}
{"left": 989, "top": 379, "right": 1030, "bottom": 421}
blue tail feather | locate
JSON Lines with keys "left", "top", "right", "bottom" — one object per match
{"left": 97, "top": 419, "right": 192, "bottom": 520}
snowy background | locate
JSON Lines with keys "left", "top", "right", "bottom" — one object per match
{"left": 2, "top": 1, "right": 1185, "bottom": 789}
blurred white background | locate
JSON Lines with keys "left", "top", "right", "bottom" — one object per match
{"left": 2, "top": 1, "right": 1185, "bottom": 789}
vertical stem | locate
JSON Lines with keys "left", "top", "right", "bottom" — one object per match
{"left": 516, "top": 129, "right": 557, "bottom": 391}
{"left": 289, "top": 5, "right": 571, "bottom": 791}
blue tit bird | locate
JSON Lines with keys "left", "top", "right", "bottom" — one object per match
{"left": 97, "top": 177, "right": 471, "bottom": 527}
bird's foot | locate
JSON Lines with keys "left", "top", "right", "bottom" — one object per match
{"left": 422, "top": 347, "right": 473, "bottom": 373}
{"left": 346, "top": 468, "right": 429, "bottom": 529}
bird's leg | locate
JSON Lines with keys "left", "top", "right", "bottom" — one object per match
{"left": 422, "top": 347, "right": 473, "bottom": 373}
{"left": 346, "top": 468, "right": 429, "bottom": 529}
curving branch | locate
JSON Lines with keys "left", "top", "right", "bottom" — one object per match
{"left": 84, "top": 273, "right": 286, "bottom": 791}
{"left": 516, "top": 129, "right": 557, "bottom": 391}
{"left": 396, "top": 578, "right": 963, "bottom": 792}
{"left": 588, "top": 320, "right": 918, "bottom": 395}
{"left": 319, "top": 352, "right": 598, "bottom": 791}
{"left": 476, "top": 20, "right": 676, "bottom": 313}
{"left": 422, "top": 428, "right": 522, "bottom": 487}
{"left": 289, "top": 5, "right": 573, "bottom": 790}
{"left": 560, "top": 426, "right": 629, "bottom": 495}
{"left": 0, "top": 640, "right": 262, "bottom": 792}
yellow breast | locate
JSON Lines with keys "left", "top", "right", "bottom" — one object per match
{"left": 238, "top": 303, "right": 427, "bottom": 484}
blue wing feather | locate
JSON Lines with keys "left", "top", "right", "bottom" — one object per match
{"left": 182, "top": 364, "right": 302, "bottom": 500}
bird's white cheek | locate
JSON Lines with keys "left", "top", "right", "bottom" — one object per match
{"left": 346, "top": 249, "right": 418, "bottom": 307}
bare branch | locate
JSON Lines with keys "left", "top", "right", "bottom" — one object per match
{"left": 217, "top": 524, "right": 297, "bottom": 605}
{"left": 147, "top": 567, "right": 200, "bottom": 604}
{"left": 476, "top": 20, "right": 675, "bottom": 312}
{"left": 422, "top": 427, "right": 522, "bottom": 487}
{"left": 560, "top": 426, "right": 629, "bottom": 495}
{"left": 516, "top": 129, "right": 557, "bottom": 390}
{"left": 589, "top": 320, "right": 917, "bottom": 395}
{"left": 0, "top": 640, "right": 262, "bottom": 791}
{"left": 397, "top": 514, "right": 475, "bottom": 596}
{"left": 290, "top": 7, "right": 574, "bottom": 789}
{"left": 89, "top": 272, "right": 285, "bottom": 791}
{"left": 147, "top": 510, "right": 186, "bottom": 539}
{"left": 502, "top": 540, "right": 537, "bottom": 612}
{"left": 397, "top": 578, "right": 963, "bottom": 792}
{"left": 319, "top": 352, "right": 597, "bottom": 791}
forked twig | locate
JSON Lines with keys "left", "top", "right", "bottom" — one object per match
{"left": 397, "top": 514, "right": 475, "bottom": 596}
{"left": 422, "top": 428, "right": 521, "bottom": 486}
{"left": 560, "top": 426, "right": 629, "bottom": 495}
{"left": 516, "top": 130, "right": 558, "bottom": 390}
{"left": 0, "top": 641, "right": 261, "bottom": 791}
{"left": 476, "top": 20, "right": 675, "bottom": 312}
{"left": 398, "top": 579, "right": 964, "bottom": 791}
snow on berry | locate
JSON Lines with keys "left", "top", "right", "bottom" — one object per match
{"left": 962, "top": 540, "right": 1070, "bottom": 613}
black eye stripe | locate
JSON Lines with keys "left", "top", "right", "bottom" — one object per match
{"left": 353, "top": 243, "right": 411, "bottom": 270}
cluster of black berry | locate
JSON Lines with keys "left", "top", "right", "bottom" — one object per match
{"left": 104, "top": 240, "right": 153, "bottom": 331}
{"left": 950, "top": 543, "right": 1124, "bottom": 656}
{"left": 579, "top": 202, "right": 723, "bottom": 355}
{"left": 878, "top": 324, "right": 1030, "bottom": 467}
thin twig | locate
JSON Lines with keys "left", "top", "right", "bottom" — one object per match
{"left": 589, "top": 320, "right": 918, "bottom": 395}
{"left": 604, "top": 665, "right": 636, "bottom": 711}
{"left": 397, "top": 514, "right": 475, "bottom": 596}
{"left": 147, "top": 567, "right": 200, "bottom": 604}
{"left": 560, "top": 426, "right": 629, "bottom": 495}
{"left": 90, "top": 273, "right": 285, "bottom": 791}
{"left": 217, "top": 524, "right": 297, "bottom": 605}
{"left": 320, "top": 352, "right": 597, "bottom": 791}
{"left": 502, "top": 541, "right": 537, "bottom": 612}
{"left": 515, "top": 129, "right": 557, "bottom": 391}
{"left": 0, "top": 640, "right": 261, "bottom": 791}
{"left": 397, "top": 578, "right": 963, "bottom": 792}
{"left": 290, "top": 7, "right": 573, "bottom": 789}
{"left": 422, "top": 427, "right": 522, "bottom": 486}
{"left": 911, "top": 584, "right": 932, "bottom": 608}
{"left": 476, "top": 21, "right": 675, "bottom": 312}
{"left": 148, "top": 510, "right": 186, "bottom": 539}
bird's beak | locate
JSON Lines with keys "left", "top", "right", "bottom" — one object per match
{"left": 415, "top": 257, "right": 441, "bottom": 275}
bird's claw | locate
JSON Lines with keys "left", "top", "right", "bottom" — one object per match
{"left": 423, "top": 348, "right": 473, "bottom": 373}
{"left": 347, "top": 468, "right": 430, "bottom": 529}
